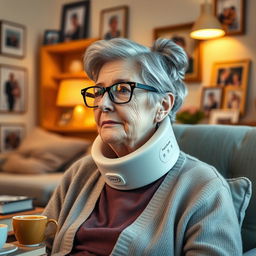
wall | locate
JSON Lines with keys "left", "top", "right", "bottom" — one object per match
{"left": 91, "top": 0, "right": 256, "bottom": 121}
{"left": 0, "top": 0, "right": 78, "bottom": 133}
{"left": 0, "top": 0, "right": 255, "bottom": 134}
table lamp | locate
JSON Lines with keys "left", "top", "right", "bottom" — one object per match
{"left": 56, "top": 79, "right": 94, "bottom": 127}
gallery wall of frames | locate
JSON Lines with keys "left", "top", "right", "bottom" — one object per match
{"left": 0, "top": 0, "right": 255, "bottom": 152}
{"left": 0, "top": 19, "right": 27, "bottom": 152}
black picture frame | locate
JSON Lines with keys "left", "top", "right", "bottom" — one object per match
{"left": 60, "top": 0, "right": 90, "bottom": 42}
{"left": 0, "top": 20, "right": 26, "bottom": 58}
{"left": 43, "top": 30, "right": 60, "bottom": 45}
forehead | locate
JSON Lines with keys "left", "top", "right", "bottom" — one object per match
{"left": 97, "top": 59, "right": 141, "bottom": 85}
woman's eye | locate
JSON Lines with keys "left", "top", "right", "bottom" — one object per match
{"left": 116, "top": 85, "right": 130, "bottom": 93}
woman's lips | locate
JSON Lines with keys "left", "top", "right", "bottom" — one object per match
{"left": 101, "top": 120, "right": 121, "bottom": 127}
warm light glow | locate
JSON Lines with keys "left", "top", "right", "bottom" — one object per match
{"left": 56, "top": 79, "right": 95, "bottom": 127}
{"left": 72, "top": 104, "right": 96, "bottom": 127}
{"left": 72, "top": 104, "right": 87, "bottom": 126}
{"left": 190, "top": 29, "right": 225, "bottom": 40}
{"left": 191, "top": 1, "right": 225, "bottom": 40}
{"left": 56, "top": 79, "right": 88, "bottom": 107}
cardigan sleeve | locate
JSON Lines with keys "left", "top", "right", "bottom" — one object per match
{"left": 183, "top": 182, "right": 243, "bottom": 256}
{"left": 43, "top": 155, "right": 97, "bottom": 253}
{"left": 43, "top": 160, "right": 77, "bottom": 253}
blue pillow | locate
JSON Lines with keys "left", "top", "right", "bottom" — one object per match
{"left": 226, "top": 177, "right": 252, "bottom": 226}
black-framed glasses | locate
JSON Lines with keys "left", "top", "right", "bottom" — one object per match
{"left": 81, "top": 82, "right": 159, "bottom": 108}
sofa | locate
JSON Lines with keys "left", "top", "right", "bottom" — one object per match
{"left": 0, "top": 127, "right": 90, "bottom": 206}
{"left": 0, "top": 124, "right": 255, "bottom": 254}
{"left": 173, "top": 124, "right": 255, "bottom": 255}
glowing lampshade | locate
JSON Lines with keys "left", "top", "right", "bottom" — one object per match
{"left": 56, "top": 79, "right": 94, "bottom": 127}
{"left": 56, "top": 79, "right": 86, "bottom": 107}
{"left": 190, "top": 1, "right": 225, "bottom": 40}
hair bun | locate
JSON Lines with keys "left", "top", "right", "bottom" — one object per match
{"left": 152, "top": 38, "right": 188, "bottom": 80}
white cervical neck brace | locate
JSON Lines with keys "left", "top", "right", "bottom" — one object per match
{"left": 91, "top": 117, "right": 180, "bottom": 190}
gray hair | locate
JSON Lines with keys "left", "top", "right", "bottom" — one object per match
{"left": 84, "top": 38, "right": 188, "bottom": 122}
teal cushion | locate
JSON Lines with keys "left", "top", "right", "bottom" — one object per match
{"left": 227, "top": 177, "right": 252, "bottom": 226}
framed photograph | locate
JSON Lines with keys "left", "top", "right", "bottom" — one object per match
{"left": 223, "top": 87, "right": 244, "bottom": 113}
{"left": 211, "top": 59, "right": 250, "bottom": 115}
{"left": 214, "top": 0, "right": 245, "bottom": 35}
{"left": 209, "top": 109, "right": 239, "bottom": 124}
{"left": 0, "top": 65, "right": 27, "bottom": 113}
{"left": 61, "top": 0, "right": 90, "bottom": 42}
{"left": 201, "top": 87, "right": 223, "bottom": 116}
{"left": 0, "top": 20, "right": 26, "bottom": 58}
{"left": 153, "top": 23, "right": 201, "bottom": 83}
{"left": 100, "top": 6, "right": 129, "bottom": 40}
{"left": 0, "top": 124, "right": 25, "bottom": 153}
{"left": 43, "top": 30, "right": 60, "bottom": 45}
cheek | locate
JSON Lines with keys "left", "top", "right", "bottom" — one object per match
{"left": 93, "top": 110, "right": 101, "bottom": 131}
{"left": 122, "top": 100, "right": 142, "bottom": 133}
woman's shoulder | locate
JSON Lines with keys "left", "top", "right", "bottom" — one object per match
{"left": 63, "top": 154, "right": 99, "bottom": 182}
{"left": 179, "top": 152, "right": 229, "bottom": 190}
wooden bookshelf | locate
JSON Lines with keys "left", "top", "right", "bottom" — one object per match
{"left": 39, "top": 38, "right": 98, "bottom": 140}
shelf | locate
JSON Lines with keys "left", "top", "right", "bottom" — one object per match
{"left": 52, "top": 72, "right": 89, "bottom": 81}
{"left": 41, "top": 38, "right": 99, "bottom": 53}
{"left": 39, "top": 38, "right": 98, "bottom": 140}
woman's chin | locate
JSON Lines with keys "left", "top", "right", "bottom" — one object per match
{"left": 99, "top": 129, "right": 122, "bottom": 145}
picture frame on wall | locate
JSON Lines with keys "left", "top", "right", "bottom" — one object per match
{"left": 0, "top": 65, "right": 27, "bottom": 113}
{"left": 0, "top": 123, "right": 25, "bottom": 153}
{"left": 0, "top": 20, "right": 26, "bottom": 58}
{"left": 60, "top": 0, "right": 90, "bottom": 42}
{"left": 201, "top": 87, "right": 223, "bottom": 116}
{"left": 100, "top": 6, "right": 129, "bottom": 40}
{"left": 43, "top": 30, "right": 60, "bottom": 45}
{"left": 153, "top": 23, "right": 201, "bottom": 83}
{"left": 210, "top": 59, "right": 250, "bottom": 115}
{"left": 209, "top": 109, "right": 239, "bottom": 124}
{"left": 214, "top": 0, "right": 245, "bottom": 35}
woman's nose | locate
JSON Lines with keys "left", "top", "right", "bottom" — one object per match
{"left": 98, "top": 92, "right": 114, "bottom": 111}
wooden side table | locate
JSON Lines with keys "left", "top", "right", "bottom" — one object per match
{"left": 8, "top": 241, "right": 46, "bottom": 256}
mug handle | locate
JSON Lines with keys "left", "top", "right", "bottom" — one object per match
{"left": 46, "top": 218, "right": 58, "bottom": 237}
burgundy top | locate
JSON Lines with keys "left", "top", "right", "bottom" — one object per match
{"left": 69, "top": 175, "right": 166, "bottom": 256}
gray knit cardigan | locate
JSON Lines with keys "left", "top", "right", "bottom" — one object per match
{"left": 43, "top": 152, "right": 242, "bottom": 256}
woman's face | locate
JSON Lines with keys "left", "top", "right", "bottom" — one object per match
{"left": 94, "top": 60, "right": 160, "bottom": 157}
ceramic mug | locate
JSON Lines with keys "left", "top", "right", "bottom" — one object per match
{"left": 0, "top": 224, "right": 8, "bottom": 249}
{"left": 12, "top": 215, "right": 58, "bottom": 246}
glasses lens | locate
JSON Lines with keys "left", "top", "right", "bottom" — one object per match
{"left": 110, "top": 83, "right": 132, "bottom": 103}
{"left": 85, "top": 86, "right": 104, "bottom": 107}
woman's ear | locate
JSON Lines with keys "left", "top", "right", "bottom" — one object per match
{"left": 155, "top": 93, "right": 175, "bottom": 123}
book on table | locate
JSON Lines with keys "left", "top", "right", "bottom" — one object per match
{"left": 0, "top": 195, "right": 34, "bottom": 215}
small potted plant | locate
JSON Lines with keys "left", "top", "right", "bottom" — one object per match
{"left": 176, "top": 106, "right": 204, "bottom": 124}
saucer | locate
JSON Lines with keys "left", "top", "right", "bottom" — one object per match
{"left": 0, "top": 243, "right": 18, "bottom": 255}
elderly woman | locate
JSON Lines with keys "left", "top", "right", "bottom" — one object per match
{"left": 44, "top": 38, "right": 242, "bottom": 255}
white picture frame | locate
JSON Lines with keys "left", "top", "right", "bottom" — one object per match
{"left": 209, "top": 109, "right": 239, "bottom": 124}
{"left": 0, "top": 20, "right": 26, "bottom": 58}
{"left": 0, "top": 64, "right": 27, "bottom": 113}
